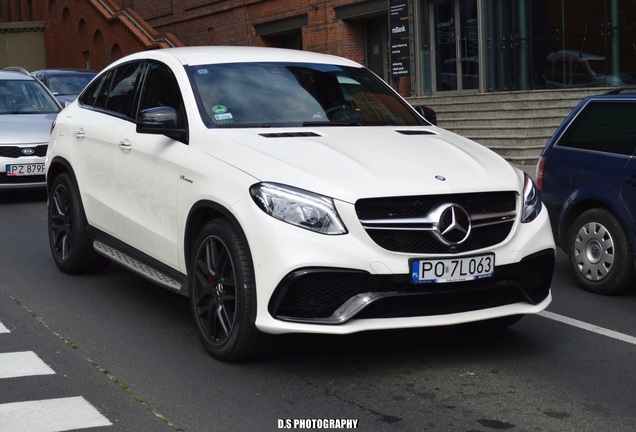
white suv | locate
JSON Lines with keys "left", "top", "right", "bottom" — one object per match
{"left": 46, "top": 46, "right": 555, "bottom": 361}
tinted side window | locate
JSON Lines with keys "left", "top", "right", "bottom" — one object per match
{"left": 104, "top": 62, "right": 145, "bottom": 118}
{"left": 138, "top": 61, "right": 185, "bottom": 128}
{"left": 557, "top": 100, "right": 636, "bottom": 156}
{"left": 79, "top": 72, "right": 109, "bottom": 107}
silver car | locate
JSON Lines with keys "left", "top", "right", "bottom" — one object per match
{"left": 0, "top": 69, "right": 61, "bottom": 189}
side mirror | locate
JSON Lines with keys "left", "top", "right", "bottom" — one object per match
{"left": 137, "top": 106, "right": 188, "bottom": 144}
{"left": 412, "top": 105, "right": 437, "bottom": 126}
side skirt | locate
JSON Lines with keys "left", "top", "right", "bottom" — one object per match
{"left": 88, "top": 227, "right": 188, "bottom": 296}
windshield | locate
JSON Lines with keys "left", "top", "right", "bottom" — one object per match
{"left": 0, "top": 80, "right": 60, "bottom": 114}
{"left": 47, "top": 73, "right": 96, "bottom": 96}
{"left": 188, "top": 62, "right": 423, "bottom": 127}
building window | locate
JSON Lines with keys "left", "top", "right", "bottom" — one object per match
{"left": 483, "top": 0, "right": 636, "bottom": 91}
{"left": 255, "top": 15, "right": 307, "bottom": 50}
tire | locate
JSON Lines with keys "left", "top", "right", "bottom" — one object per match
{"left": 568, "top": 208, "right": 635, "bottom": 295}
{"left": 189, "top": 219, "right": 274, "bottom": 361}
{"left": 48, "top": 173, "right": 109, "bottom": 274}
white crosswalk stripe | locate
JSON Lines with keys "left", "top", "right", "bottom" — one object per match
{"left": 0, "top": 320, "right": 112, "bottom": 431}
{"left": 0, "top": 396, "right": 112, "bottom": 432}
{"left": 0, "top": 351, "right": 56, "bottom": 379}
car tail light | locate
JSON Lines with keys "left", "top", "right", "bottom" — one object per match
{"left": 536, "top": 155, "right": 546, "bottom": 191}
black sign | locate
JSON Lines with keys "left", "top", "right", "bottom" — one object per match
{"left": 389, "top": 0, "right": 410, "bottom": 77}
{"left": 389, "top": 1, "right": 408, "bottom": 22}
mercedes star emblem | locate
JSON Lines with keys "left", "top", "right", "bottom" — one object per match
{"left": 434, "top": 204, "right": 471, "bottom": 245}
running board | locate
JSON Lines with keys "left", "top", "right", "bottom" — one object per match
{"left": 93, "top": 241, "right": 184, "bottom": 294}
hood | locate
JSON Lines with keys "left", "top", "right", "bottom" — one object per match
{"left": 0, "top": 113, "right": 57, "bottom": 145}
{"left": 201, "top": 126, "right": 521, "bottom": 203}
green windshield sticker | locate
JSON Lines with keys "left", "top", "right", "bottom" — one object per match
{"left": 212, "top": 105, "right": 227, "bottom": 114}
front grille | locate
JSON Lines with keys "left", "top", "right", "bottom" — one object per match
{"left": 0, "top": 144, "right": 47, "bottom": 158}
{"left": 367, "top": 222, "right": 513, "bottom": 254}
{"left": 269, "top": 250, "right": 554, "bottom": 323}
{"left": 355, "top": 191, "right": 517, "bottom": 254}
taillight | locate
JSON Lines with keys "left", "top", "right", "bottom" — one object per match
{"left": 536, "top": 155, "right": 546, "bottom": 191}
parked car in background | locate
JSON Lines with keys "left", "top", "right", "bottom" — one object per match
{"left": 46, "top": 46, "right": 554, "bottom": 361}
{"left": 0, "top": 69, "right": 62, "bottom": 189}
{"left": 537, "top": 88, "right": 636, "bottom": 294}
{"left": 31, "top": 68, "right": 97, "bottom": 105}
{"left": 544, "top": 50, "right": 633, "bottom": 89}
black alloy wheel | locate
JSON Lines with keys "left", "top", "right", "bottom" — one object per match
{"left": 190, "top": 219, "right": 273, "bottom": 361}
{"left": 48, "top": 173, "right": 108, "bottom": 273}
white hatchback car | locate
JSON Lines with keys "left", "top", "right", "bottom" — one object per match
{"left": 46, "top": 46, "right": 555, "bottom": 361}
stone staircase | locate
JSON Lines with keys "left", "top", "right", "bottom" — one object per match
{"left": 408, "top": 88, "right": 608, "bottom": 165}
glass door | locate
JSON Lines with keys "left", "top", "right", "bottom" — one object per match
{"left": 432, "top": 0, "right": 479, "bottom": 91}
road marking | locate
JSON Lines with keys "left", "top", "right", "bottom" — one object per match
{"left": 0, "top": 351, "right": 56, "bottom": 379}
{"left": 0, "top": 320, "right": 9, "bottom": 334}
{"left": 540, "top": 310, "right": 636, "bottom": 345}
{"left": 0, "top": 396, "right": 112, "bottom": 432}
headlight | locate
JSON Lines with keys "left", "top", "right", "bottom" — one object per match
{"left": 250, "top": 183, "right": 348, "bottom": 235}
{"left": 521, "top": 174, "right": 542, "bottom": 223}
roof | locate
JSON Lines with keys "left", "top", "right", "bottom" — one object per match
{"left": 546, "top": 50, "right": 605, "bottom": 61}
{"left": 0, "top": 70, "right": 36, "bottom": 81}
{"left": 31, "top": 69, "right": 98, "bottom": 75}
{"left": 110, "top": 46, "right": 363, "bottom": 68}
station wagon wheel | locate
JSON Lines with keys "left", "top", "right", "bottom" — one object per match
{"left": 48, "top": 173, "right": 109, "bottom": 274}
{"left": 568, "top": 208, "right": 635, "bottom": 294}
{"left": 190, "top": 219, "right": 274, "bottom": 361}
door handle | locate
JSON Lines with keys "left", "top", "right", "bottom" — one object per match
{"left": 73, "top": 129, "right": 85, "bottom": 139}
{"left": 118, "top": 139, "right": 132, "bottom": 151}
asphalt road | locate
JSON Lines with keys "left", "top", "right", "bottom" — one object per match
{"left": 1, "top": 188, "right": 636, "bottom": 432}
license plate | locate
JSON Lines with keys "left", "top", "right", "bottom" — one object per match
{"left": 6, "top": 163, "right": 45, "bottom": 176}
{"left": 410, "top": 253, "right": 494, "bottom": 284}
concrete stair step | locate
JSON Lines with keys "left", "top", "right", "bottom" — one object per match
{"left": 407, "top": 88, "right": 609, "bottom": 163}
{"left": 442, "top": 125, "right": 558, "bottom": 138}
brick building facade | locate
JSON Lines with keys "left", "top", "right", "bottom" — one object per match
{"left": 1, "top": 0, "right": 395, "bottom": 87}
{"left": 4, "top": 0, "right": 635, "bottom": 99}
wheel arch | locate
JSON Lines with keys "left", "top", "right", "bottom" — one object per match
{"left": 46, "top": 156, "right": 78, "bottom": 193}
{"left": 184, "top": 200, "right": 251, "bottom": 269}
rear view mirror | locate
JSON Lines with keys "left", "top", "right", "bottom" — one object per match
{"left": 412, "top": 105, "right": 438, "bottom": 126}
{"left": 137, "top": 106, "right": 188, "bottom": 144}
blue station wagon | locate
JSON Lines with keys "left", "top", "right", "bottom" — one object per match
{"left": 537, "top": 89, "right": 636, "bottom": 294}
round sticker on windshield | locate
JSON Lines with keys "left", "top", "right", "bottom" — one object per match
{"left": 212, "top": 105, "right": 227, "bottom": 114}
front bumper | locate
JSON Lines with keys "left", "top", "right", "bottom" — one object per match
{"left": 269, "top": 249, "right": 554, "bottom": 324}
{"left": 232, "top": 185, "right": 556, "bottom": 335}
